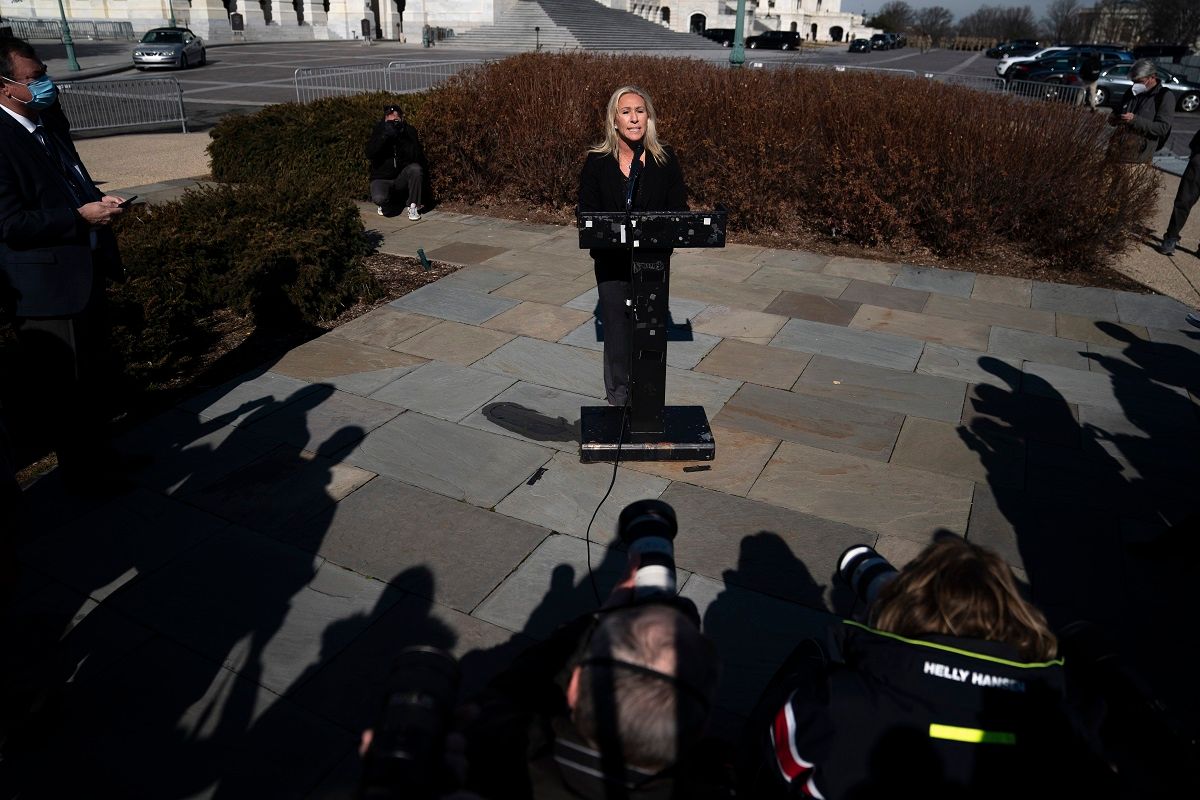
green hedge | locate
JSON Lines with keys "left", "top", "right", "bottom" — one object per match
{"left": 208, "top": 54, "right": 1159, "bottom": 270}
{"left": 110, "top": 178, "right": 379, "bottom": 381}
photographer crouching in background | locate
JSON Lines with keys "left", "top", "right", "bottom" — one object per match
{"left": 356, "top": 499, "right": 731, "bottom": 799}
{"left": 366, "top": 104, "right": 425, "bottom": 220}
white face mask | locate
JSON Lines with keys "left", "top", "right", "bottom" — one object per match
{"left": 1131, "top": 83, "right": 1148, "bottom": 95}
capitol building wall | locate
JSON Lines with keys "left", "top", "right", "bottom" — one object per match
{"left": 0, "top": 0, "right": 867, "bottom": 44}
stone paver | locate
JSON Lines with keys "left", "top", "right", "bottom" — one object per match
{"left": 483, "top": 301, "right": 593, "bottom": 341}
{"left": 772, "top": 317, "right": 925, "bottom": 371}
{"left": 424, "top": 244, "right": 512, "bottom": 268}
{"left": 923, "top": 294, "right": 1056, "bottom": 335}
{"left": 624, "top": 424, "right": 780, "bottom": 497}
{"left": 765, "top": 291, "right": 860, "bottom": 326}
{"left": 491, "top": 274, "right": 590, "bottom": 305}
{"left": 368, "top": 361, "right": 516, "bottom": 421}
{"left": 839, "top": 279, "right": 930, "bottom": 313}
{"left": 269, "top": 335, "right": 426, "bottom": 382}
{"left": 746, "top": 264, "right": 851, "bottom": 298}
{"left": 325, "top": 307, "right": 440, "bottom": 349}
{"left": 297, "top": 477, "right": 549, "bottom": 613}
{"left": 671, "top": 253, "right": 766, "bottom": 283}
{"left": 893, "top": 265, "right": 975, "bottom": 298}
{"left": 180, "top": 371, "right": 318, "bottom": 426}
{"left": 749, "top": 249, "right": 830, "bottom": 271}
{"left": 459, "top": 381, "right": 599, "bottom": 452}
{"left": 822, "top": 256, "right": 901, "bottom": 284}
{"left": 961, "top": 384, "right": 1081, "bottom": 448}
{"left": 496, "top": 451, "right": 670, "bottom": 539}
{"left": 749, "top": 441, "right": 974, "bottom": 541}
{"left": 1030, "top": 282, "right": 1118, "bottom": 320}
{"left": 793, "top": 355, "right": 967, "bottom": 423}
{"left": 391, "top": 319, "right": 515, "bottom": 365}
{"left": 473, "top": 337, "right": 606, "bottom": 397}
{"left": 481, "top": 247, "right": 592, "bottom": 280}
{"left": 892, "top": 416, "right": 1025, "bottom": 488}
{"left": 244, "top": 389, "right": 401, "bottom": 454}
{"left": 340, "top": 412, "right": 552, "bottom": 508}
{"left": 850, "top": 305, "right": 990, "bottom": 350}
{"left": 108, "top": 529, "right": 399, "bottom": 695}
{"left": 694, "top": 339, "right": 811, "bottom": 390}
{"left": 178, "top": 446, "right": 374, "bottom": 534}
{"left": 663, "top": 482, "right": 871, "bottom": 604}
{"left": 690, "top": 304, "right": 789, "bottom": 341}
{"left": 715, "top": 383, "right": 904, "bottom": 461}
{"left": 1114, "top": 290, "right": 1192, "bottom": 330}
{"left": 387, "top": 282, "right": 518, "bottom": 324}
{"left": 988, "top": 326, "right": 1090, "bottom": 370}
{"left": 670, "top": 276, "right": 782, "bottom": 312}
{"left": 916, "top": 344, "right": 1022, "bottom": 388}
{"left": 1055, "top": 314, "right": 1149, "bottom": 347}
{"left": 970, "top": 274, "right": 1032, "bottom": 307}
{"left": 564, "top": 287, "right": 709, "bottom": 323}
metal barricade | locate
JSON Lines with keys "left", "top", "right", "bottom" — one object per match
{"left": 1007, "top": 79, "right": 1085, "bottom": 106}
{"left": 8, "top": 19, "right": 67, "bottom": 40}
{"left": 58, "top": 77, "right": 188, "bottom": 134}
{"left": 293, "top": 60, "right": 486, "bottom": 103}
{"left": 923, "top": 72, "right": 1005, "bottom": 93}
{"left": 6, "top": 19, "right": 134, "bottom": 41}
{"left": 830, "top": 65, "right": 918, "bottom": 77}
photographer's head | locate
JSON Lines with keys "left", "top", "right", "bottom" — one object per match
{"left": 869, "top": 537, "right": 1057, "bottom": 662}
{"left": 567, "top": 602, "right": 718, "bottom": 772}
{"left": 383, "top": 104, "right": 404, "bottom": 123}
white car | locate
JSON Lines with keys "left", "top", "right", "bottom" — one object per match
{"left": 996, "top": 46, "right": 1070, "bottom": 77}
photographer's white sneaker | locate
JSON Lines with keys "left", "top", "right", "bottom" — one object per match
{"left": 407, "top": 203, "right": 421, "bottom": 221}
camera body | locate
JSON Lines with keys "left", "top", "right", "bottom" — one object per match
{"left": 617, "top": 499, "right": 678, "bottom": 597}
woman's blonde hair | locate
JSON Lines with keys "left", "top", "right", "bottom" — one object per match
{"left": 589, "top": 85, "right": 669, "bottom": 166}
{"left": 870, "top": 538, "right": 1058, "bottom": 662}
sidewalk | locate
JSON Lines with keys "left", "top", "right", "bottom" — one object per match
{"left": 7, "top": 135, "right": 1198, "bottom": 795}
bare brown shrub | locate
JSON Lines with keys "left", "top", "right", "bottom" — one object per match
{"left": 417, "top": 53, "right": 1159, "bottom": 271}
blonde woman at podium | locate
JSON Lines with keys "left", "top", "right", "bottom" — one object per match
{"left": 577, "top": 85, "right": 688, "bottom": 408}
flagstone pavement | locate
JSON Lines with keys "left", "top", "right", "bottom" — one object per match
{"left": 7, "top": 191, "right": 1199, "bottom": 796}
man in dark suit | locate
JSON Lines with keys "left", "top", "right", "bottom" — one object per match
{"left": 0, "top": 38, "right": 128, "bottom": 492}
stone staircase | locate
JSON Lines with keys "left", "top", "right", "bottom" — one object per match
{"left": 440, "top": 0, "right": 725, "bottom": 51}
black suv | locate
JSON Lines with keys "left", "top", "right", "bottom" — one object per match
{"left": 746, "top": 30, "right": 802, "bottom": 50}
{"left": 701, "top": 28, "right": 735, "bottom": 47}
{"left": 870, "top": 33, "right": 890, "bottom": 50}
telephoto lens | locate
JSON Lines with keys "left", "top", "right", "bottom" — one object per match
{"left": 359, "top": 646, "right": 461, "bottom": 800}
{"left": 837, "top": 545, "right": 899, "bottom": 611}
{"left": 617, "top": 499, "right": 678, "bottom": 597}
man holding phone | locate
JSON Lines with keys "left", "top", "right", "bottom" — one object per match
{"left": 0, "top": 38, "right": 130, "bottom": 494}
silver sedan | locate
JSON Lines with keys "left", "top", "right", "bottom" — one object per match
{"left": 132, "top": 27, "right": 206, "bottom": 70}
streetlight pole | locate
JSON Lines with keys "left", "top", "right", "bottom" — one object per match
{"left": 167, "top": 0, "right": 178, "bottom": 28}
{"left": 55, "top": 0, "right": 80, "bottom": 72}
{"left": 730, "top": 0, "right": 747, "bottom": 67}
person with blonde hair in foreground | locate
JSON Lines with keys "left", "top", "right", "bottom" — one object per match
{"left": 739, "top": 537, "right": 1115, "bottom": 799}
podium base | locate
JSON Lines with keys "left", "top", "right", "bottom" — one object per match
{"left": 579, "top": 405, "right": 716, "bottom": 463}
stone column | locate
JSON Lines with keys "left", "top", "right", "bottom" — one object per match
{"left": 189, "top": 0, "right": 234, "bottom": 42}
{"left": 234, "top": 0, "right": 268, "bottom": 31}
{"left": 124, "top": 0, "right": 171, "bottom": 31}
{"left": 324, "top": 0, "right": 364, "bottom": 40}
{"left": 273, "top": 0, "right": 301, "bottom": 27}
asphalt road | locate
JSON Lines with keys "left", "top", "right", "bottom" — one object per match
{"left": 41, "top": 38, "right": 1199, "bottom": 153}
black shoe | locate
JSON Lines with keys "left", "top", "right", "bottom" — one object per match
{"left": 1158, "top": 236, "right": 1179, "bottom": 256}
{"left": 1187, "top": 312, "right": 1200, "bottom": 330}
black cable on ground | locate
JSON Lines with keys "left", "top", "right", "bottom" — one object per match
{"left": 584, "top": 397, "right": 628, "bottom": 607}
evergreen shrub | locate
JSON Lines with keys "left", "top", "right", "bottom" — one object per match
{"left": 110, "top": 178, "right": 378, "bottom": 378}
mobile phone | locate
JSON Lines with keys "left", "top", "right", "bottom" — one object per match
{"left": 118, "top": 195, "right": 138, "bottom": 208}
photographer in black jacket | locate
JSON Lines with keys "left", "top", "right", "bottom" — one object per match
{"left": 365, "top": 104, "right": 425, "bottom": 220}
{"left": 461, "top": 500, "right": 731, "bottom": 799}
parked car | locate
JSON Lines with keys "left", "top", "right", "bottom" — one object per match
{"left": 1008, "top": 50, "right": 1132, "bottom": 83}
{"left": 701, "top": 28, "right": 736, "bottom": 47}
{"left": 869, "top": 33, "right": 891, "bottom": 50}
{"left": 996, "top": 46, "right": 1071, "bottom": 77}
{"left": 1095, "top": 63, "right": 1200, "bottom": 113}
{"left": 745, "top": 30, "right": 801, "bottom": 50}
{"left": 889, "top": 32, "right": 907, "bottom": 48}
{"left": 989, "top": 43, "right": 1041, "bottom": 60}
{"left": 847, "top": 38, "right": 871, "bottom": 53}
{"left": 986, "top": 39, "right": 1040, "bottom": 58}
{"left": 132, "top": 27, "right": 205, "bottom": 69}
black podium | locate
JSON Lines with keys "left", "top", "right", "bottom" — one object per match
{"left": 577, "top": 209, "right": 727, "bottom": 463}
